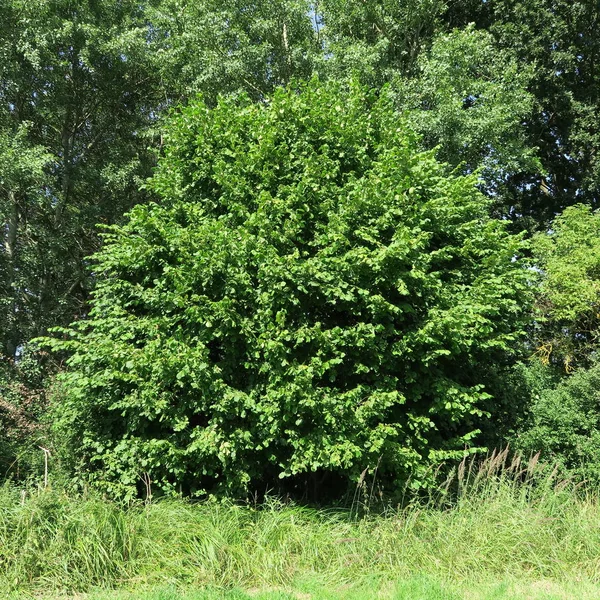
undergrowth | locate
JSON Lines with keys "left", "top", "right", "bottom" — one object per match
{"left": 1, "top": 450, "right": 600, "bottom": 596}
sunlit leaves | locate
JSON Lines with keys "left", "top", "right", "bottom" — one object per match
{"left": 533, "top": 204, "right": 600, "bottom": 369}
{"left": 49, "top": 80, "right": 532, "bottom": 499}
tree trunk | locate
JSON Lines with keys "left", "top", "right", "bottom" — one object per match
{"left": 4, "top": 189, "right": 18, "bottom": 357}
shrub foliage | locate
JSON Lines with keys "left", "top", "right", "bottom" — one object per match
{"left": 47, "top": 81, "right": 531, "bottom": 499}
{"left": 0, "top": 347, "right": 50, "bottom": 480}
{"left": 515, "top": 362, "right": 600, "bottom": 483}
{"left": 532, "top": 204, "right": 600, "bottom": 370}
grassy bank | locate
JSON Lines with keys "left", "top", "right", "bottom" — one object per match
{"left": 2, "top": 456, "right": 600, "bottom": 599}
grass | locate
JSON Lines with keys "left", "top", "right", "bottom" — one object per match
{"left": 82, "top": 579, "right": 600, "bottom": 599}
{"left": 2, "top": 451, "right": 600, "bottom": 599}
{"left": 9, "top": 578, "right": 600, "bottom": 600}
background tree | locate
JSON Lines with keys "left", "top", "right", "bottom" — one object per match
{"left": 0, "top": 125, "right": 51, "bottom": 357}
{"left": 391, "top": 26, "right": 540, "bottom": 213}
{"left": 316, "top": 2, "right": 542, "bottom": 222}
{"left": 317, "top": 0, "right": 447, "bottom": 85}
{"left": 147, "top": 0, "right": 318, "bottom": 106}
{"left": 446, "top": 0, "right": 600, "bottom": 228}
{"left": 531, "top": 204, "right": 600, "bottom": 371}
{"left": 0, "top": 0, "right": 163, "bottom": 358}
{"left": 0, "top": 0, "right": 317, "bottom": 361}
{"left": 319, "top": 0, "right": 600, "bottom": 229}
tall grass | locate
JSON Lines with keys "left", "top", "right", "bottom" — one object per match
{"left": 2, "top": 451, "right": 600, "bottom": 595}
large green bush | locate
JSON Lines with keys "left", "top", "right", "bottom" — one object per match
{"left": 47, "top": 81, "right": 531, "bottom": 499}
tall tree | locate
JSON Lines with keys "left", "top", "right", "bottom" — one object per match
{"left": 147, "top": 0, "right": 318, "bottom": 106}
{"left": 392, "top": 26, "right": 540, "bottom": 214}
{"left": 446, "top": 0, "right": 600, "bottom": 227}
{"left": 316, "top": 1, "right": 541, "bottom": 222}
{"left": 317, "top": 0, "right": 447, "bottom": 85}
{"left": 319, "top": 0, "right": 600, "bottom": 229}
{"left": 0, "top": 0, "right": 164, "bottom": 356}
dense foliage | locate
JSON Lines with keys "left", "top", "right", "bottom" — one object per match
{"left": 47, "top": 82, "right": 530, "bottom": 498}
{"left": 0, "top": 347, "right": 49, "bottom": 478}
{"left": 392, "top": 26, "right": 540, "bottom": 208}
{"left": 515, "top": 362, "right": 600, "bottom": 483}
{"left": 0, "top": 0, "right": 161, "bottom": 357}
{"left": 3, "top": 0, "right": 600, "bottom": 497}
{"left": 532, "top": 204, "right": 600, "bottom": 370}
{"left": 327, "top": 0, "right": 600, "bottom": 227}
{"left": 475, "top": 0, "right": 600, "bottom": 225}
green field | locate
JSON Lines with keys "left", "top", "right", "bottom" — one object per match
{"left": 3, "top": 460, "right": 600, "bottom": 600}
